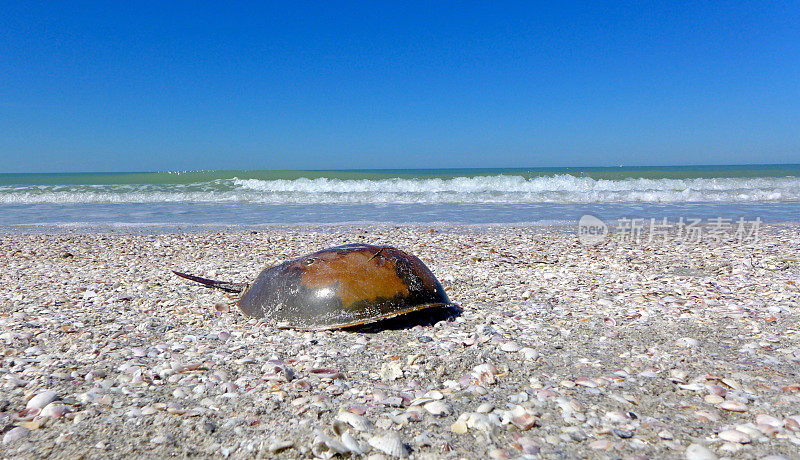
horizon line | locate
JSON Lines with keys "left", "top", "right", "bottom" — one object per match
{"left": 4, "top": 162, "right": 800, "bottom": 176}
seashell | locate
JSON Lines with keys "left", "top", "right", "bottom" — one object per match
{"left": 423, "top": 400, "right": 452, "bottom": 416}
{"left": 310, "top": 368, "right": 341, "bottom": 380}
{"left": 379, "top": 362, "right": 404, "bottom": 381}
{"left": 733, "top": 424, "right": 760, "bottom": 439}
{"left": 476, "top": 403, "right": 494, "bottom": 413}
{"left": 313, "top": 430, "right": 350, "bottom": 455}
{"left": 450, "top": 418, "right": 468, "bottom": 434}
{"left": 340, "top": 432, "right": 363, "bottom": 455}
{"left": 508, "top": 405, "right": 536, "bottom": 430}
{"left": 13, "top": 408, "right": 40, "bottom": 422}
{"left": 268, "top": 440, "right": 294, "bottom": 453}
{"left": 685, "top": 443, "right": 718, "bottom": 460}
{"left": 84, "top": 369, "right": 106, "bottom": 381}
{"left": 3, "top": 427, "right": 30, "bottom": 444}
{"left": 26, "top": 390, "right": 58, "bottom": 410}
{"left": 676, "top": 337, "right": 699, "bottom": 347}
{"left": 658, "top": 430, "right": 674, "bottom": 440}
{"left": 719, "top": 401, "right": 747, "bottom": 412}
{"left": 409, "top": 397, "right": 434, "bottom": 406}
{"left": 603, "top": 411, "right": 629, "bottom": 423}
{"left": 755, "top": 414, "right": 782, "bottom": 428}
{"left": 536, "top": 389, "right": 558, "bottom": 400}
{"left": 669, "top": 369, "right": 687, "bottom": 383}
{"left": 639, "top": 369, "right": 659, "bottom": 378}
{"left": 720, "top": 378, "right": 740, "bottom": 390}
{"left": 403, "top": 410, "right": 422, "bottom": 423}
{"left": 425, "top": 390, "right": 444, "bottom": 400}
{"left": 575, "top": 377, "right": 598, "bottom": 388}
{"left": 368, "top": 432, "right": 410, "bottom": 458}
{"left": 40, "top": 403, "right": 70, "bottom": 418}
{"left": 589, "top": 440, "right": 614, "bottom": 450}
{"left": 347, "top": 405, "right": 369, "bottom": 416}
{"left": 472, "top": 364, "right": 498, "bottom": 385}
{"left": 381, "top": 396, "right": 404, "bottom": 407}
{"left": 678, "top": 383, "right": 704, "bottom": 391}
{"left": 519, "top": 347, "right": 539, "bottom": 361}
{"left": 718, "top": 429, "right": 750, "bottom": 444}
{"left": 706, "top": 384, "right": 727, "bottom": 397}
{"left": 784, "top": 416, "right": 800, "bottom": 432}
{"left": 695, "top": 411, "right": 720, "bottom": 423}
{"left": 175, "top": 362, "right": 203, "bottom": 373}
{"left": 466, "top": 413, "right": 494, "bottom": 432}
{"left": 500, "top": 341, "right": 521, "bottom": 352}
{"left": 336, "top": 411, "right": 374, "bottom": 432}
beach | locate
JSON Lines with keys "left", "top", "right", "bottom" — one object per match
{"left": 1, "top": 225, "right": 799, "bottom": 459}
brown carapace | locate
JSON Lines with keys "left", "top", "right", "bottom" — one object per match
{"left": 173, "top": 244, "right": 457, "bottom": 331}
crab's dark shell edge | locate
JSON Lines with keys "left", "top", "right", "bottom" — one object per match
{"left": 237, "top": 243, "right": 456, "bottom": 330}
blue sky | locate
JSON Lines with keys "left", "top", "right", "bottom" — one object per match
{"left": 2, "top": 1, "right": 798, "bottom": 172}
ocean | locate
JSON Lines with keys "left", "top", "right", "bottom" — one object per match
{"left": 2, "top": 165, "right": 799, "bottom": 231}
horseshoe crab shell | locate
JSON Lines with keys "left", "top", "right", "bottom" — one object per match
{"left": 174, "top": 243, "right": 455, "bottom": 331}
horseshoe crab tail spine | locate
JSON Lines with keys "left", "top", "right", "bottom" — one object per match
{"left": 172, "top": 271, "right": 247, "bottom": 293}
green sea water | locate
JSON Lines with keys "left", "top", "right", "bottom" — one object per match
{"left": 2, "top": 164, "right": 799, "bottom": 185}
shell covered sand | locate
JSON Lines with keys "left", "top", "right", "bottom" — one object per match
{"left": 1, "top": 225, "right": 799, "bottom": 459}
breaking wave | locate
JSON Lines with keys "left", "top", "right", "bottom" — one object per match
{"left": 1, "top": 174, "right": 799, "bottom": 204}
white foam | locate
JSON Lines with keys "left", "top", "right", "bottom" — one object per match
{"left": 1, "top": 174, "right": 799, "bottom": 204}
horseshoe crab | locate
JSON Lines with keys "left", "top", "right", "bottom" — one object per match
{"left": 173, "top": 243, "right": 457, "bottom": 331}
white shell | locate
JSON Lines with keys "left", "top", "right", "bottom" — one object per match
{"left": 313, "top": 430, "right": 350, "bottom": 455}
{"left": 718, "top": 429, "right": 750, "bottom": 444}
{"left": 472, "top": 363, "right": 498, "bottom": 385}
{"left": 755, "top": 414, "right": 783, "bottom": 428}
{"left": 424, "top": 390, "right": 444, "bottom": 400}
{"left": 685, "top": 443, "right": 718, "bottom": 460}
{"left": 409, "top": 397, "right": 434, "bottom": 406}
{"left": 507, "top": 405, "right": 536, "bottom": 430}
{"left": 40, "top": 403, "right": 70, "bottom": 418}
{"left": 520, "top": 347, "right": 539, "bottom": 360}
{"left": 336, "top": 411, "right": 374, "bottom": 432}
{"left": 476, "top": 403, "right": 494, "bottom": 413}
{"left": 2, "top": 427, "right": 30, "bottom": 444}
{"left": 500, "top": 341, "right": 521, "bottom": 352}
{"left": 340, "top": 432, "right": 363, "bottom": 455}
{"left": 466, "top": 413, "right": 494, "bottom": 432}
{"left": 423, "top": 400, "right": 452, "bottom": 416}
{"left": 367, "top": 432, "right": 410, "bottom": 458}
{"left": 719, "top": 401, "right": 748, "bottom": 412}
{"left": 26, "top": 390, "right": 58, "bottom": 410}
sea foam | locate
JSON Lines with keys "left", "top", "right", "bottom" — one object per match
{"left": 1, "top": 174, "right": 798, "bottom": 204}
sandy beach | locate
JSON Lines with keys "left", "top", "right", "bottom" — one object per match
{"left": 1, "top": 225, "right": 799, "bottom": 459}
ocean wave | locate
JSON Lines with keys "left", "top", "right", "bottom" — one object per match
{"left": 1, "top": 174, "right": 799, "bottom": 204}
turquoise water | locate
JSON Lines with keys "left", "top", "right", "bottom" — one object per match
{"left": 2, "top": 165, "right": 799, "bottom": 230}
{"left": 3, "top": 164, "right": 800, "bottom": 185}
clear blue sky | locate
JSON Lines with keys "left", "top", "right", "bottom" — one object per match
{"left": 2, "top": 1, "right": 798, "bottom": 172}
